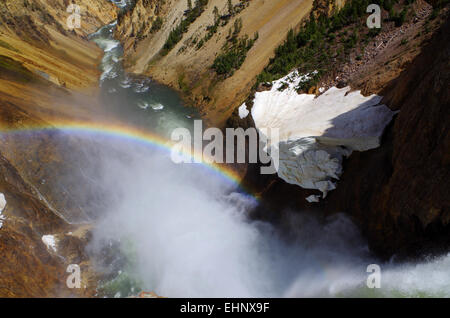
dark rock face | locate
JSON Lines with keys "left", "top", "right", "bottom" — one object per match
{"left": 242, "top": 19, "right": 450, "bottom": 259}
{"left": 332, "top": 18, "right": 450, "bottom": 258}
{"left": 0, "top": 153, "right": 66, "bottom": 297}
{"left": 0, "top": 152, "right": 97, "bottom": 297}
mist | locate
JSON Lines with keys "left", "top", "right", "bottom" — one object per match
{"left": 62, "top": 132, "right": 447, "bottom": 298}
{"left": 78, "top": 135, "right": 371, "bottom": 297}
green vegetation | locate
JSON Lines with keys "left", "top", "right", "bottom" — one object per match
{"left": 256, "top": 0, "right": 414, "bottom": 92}
{"left": 212, "top": 30, "right": 258, "bottom": 78}
{"left": 150, "top": 16, "right": 163, "bottom": 33}
{"left": 196, "top": 6, "right": 221, "bottom": 49}
{"left": 96, "top": 239, "right": 143, "bottom": 298}
{"left": 389, "top": 6, "right": 407, "bottom": 26}
{"left": 429, "top": 0, "right": 449, "bottom": 19}
{"left": 178, "top": 73, "right": 190, "bottom": 93}
{"left": 161, "top": 0, "right": 208, "bottom": 56}
{"left": 0, "top": 55, "right": 39, "bottom": 83}
{"left": 0, "top": 39, "right": 20, "bottom": 53}
{"left": 196, "top": 1, "right": 251, "bottom": 49}
{"left": 228, "top": 0, "right": 234, "bottom": 15}
{"left": 128, "top": 0, "right": 138, "bottom": 9}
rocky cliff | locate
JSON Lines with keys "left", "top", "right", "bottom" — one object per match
{"left": 0, "top": 0, "right": 117, "bottom": 297}
{"left": 237, "top": 0, "right": 449, "bottom": 259}
{"left": 0, "top": 0, "right": 116, "bottom": 91}
{"left": 116, "top": 0, "right": 315, "bottom": 125}
{"left": 329, "top": 16, "right": 450, "bottom": 258}
{"left": 0, "top": 153, "right": 96, "bottom": 297}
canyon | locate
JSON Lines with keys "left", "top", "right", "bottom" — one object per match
{"left": 115, "top": 0, "right": 316, "bottom": 124}
{"left": 113, "top": 0, "right": 448, "bottom": 259}
{"left": 0, "top": 0, "right": 448, "bottom": 297}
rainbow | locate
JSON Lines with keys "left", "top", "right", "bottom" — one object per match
{"left": 0, "top": 120, "right": 260, "bottom": 202}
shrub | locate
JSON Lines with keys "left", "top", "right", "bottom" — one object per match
{"left": 212, "top": 33, "right": 258, "bottom": 77}
{"left": 150, "top": 16, "right": 163, "bottom": 33}
{"left": 162, "top": 0, "right": 208, "bottom": 55}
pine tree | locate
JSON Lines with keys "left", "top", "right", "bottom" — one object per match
{"left": 213, "top": 6, "right": 219, "bottom": 23}
{"left": 228, "top": 0, "right": 233, "bottom": 15}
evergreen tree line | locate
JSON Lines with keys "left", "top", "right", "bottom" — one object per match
{"left": 161, "top": 0, "right": 209, "bottom": 55}
{"left": 212, "top": 31, "right": 259, "bottom": 78}
{"left": 256, "top": 0, "right": 417, "bottom": 91}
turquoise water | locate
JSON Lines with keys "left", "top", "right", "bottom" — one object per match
{"left": 89, "top": 22, "right": 198, "bottom": 139}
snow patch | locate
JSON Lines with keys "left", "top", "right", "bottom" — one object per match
{"left": 0, "top": 193, "right": 6, "bottom": 213}
{"left": 42, "top": 235, "right": 57, "bottom": 252}
{"left": 251, "top": 71, "right": 396, "bottom": 200}
{"left": 270, "top": 70, "right": 318, "bottom": 93}
{"left": 238, "top": 103, "right": 250, "bottom": 119}
{"left": 306, "top": 195, "right": 321, "bottom": 203}
{"left": 0, "top": 193, "right": 6, "bottom": 229}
